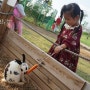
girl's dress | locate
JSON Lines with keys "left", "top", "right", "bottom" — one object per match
{"left": 48, "top": 24, "right": 82, "bottom": 72}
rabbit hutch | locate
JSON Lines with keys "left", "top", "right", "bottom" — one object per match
{"left": 0, "top": 0, "right": 90, "bottom": 90}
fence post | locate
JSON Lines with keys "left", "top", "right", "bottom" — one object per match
{"left": 0, "top": 0, "right": 17, "bottom": 43}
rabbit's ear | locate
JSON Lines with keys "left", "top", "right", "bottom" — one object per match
{"left": 22, "top": 54, "right": 25, "bottom": 62}
{"left": 15, "top": 59, "right": 22, "bottom": 65}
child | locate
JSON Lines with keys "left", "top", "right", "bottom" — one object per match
{"left": 51, "top": 20, "right": 56, "bottom": 32}
{"left": 56, "top": 17, "right": 61, "bottom": 26}
{"left": 51, "top": 20, "right": 60, "bottom": 32}
{"left": 8, "top": 0, "right": 26, "bottom": 35}
{"left": 48, "top": 3, "right": 84, "bottom": 72}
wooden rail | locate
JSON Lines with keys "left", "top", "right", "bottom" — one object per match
{"left": 1, "top": 30, "right": 89, "bottom": 90}
{"left": 0, "top": 0, "right": 14, "bottom": 42}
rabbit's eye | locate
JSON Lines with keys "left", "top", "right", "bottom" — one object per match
{"left": 21, "top": 69, "right": 23, "bottom": 71}
{"left": 26, "top": 67, "right": 27, "bottom": 70}
{"left": 14, "top": 71, "right": 19, "bottom": 75}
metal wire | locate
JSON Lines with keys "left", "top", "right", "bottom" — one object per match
{"left": 14, "top": 16, "right": 90, "bottom": 61}
{"left": 0, "top": 11, "right": 13, "bottom": 15}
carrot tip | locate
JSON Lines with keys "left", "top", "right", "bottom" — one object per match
{"left": 26, "top": 64, "right": 38, "bottom": 74}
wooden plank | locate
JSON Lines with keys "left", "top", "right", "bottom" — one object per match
{"left": 82, "top": 82, "right": 90, "bottom": 90}
{"left": 1, "top": 40, "right": 67, "bottom": 90}
{"left": 5, "top": 30, "right": 83, "bottom": 90}
{"left": 0, "top": 0, "right": 13, "bottom": 42}
{"left": 29, "top": 72, "right": 51, "bottom": 90}
{"left": 25, "top": 75, "right": 42, "bottom": 90}
{"left": 3, "top": 36, "right": 65, "bottom": 90}
{"left": 1, "top": 45, "right": 43, "bottom": 90}
{"left": 1, "top": 45, "right": 16, "bottom": 60}
{"left": 3, "top": 33, "right": 69, "bottom": 89}
{"left": 2, "top": 39, "right": 52, "bottom": 90}
{"left": 27, "top": 61, "right": 61, "bottom": 90}
{"left": 5, "top": 30, "right": 86, "bottom": 90}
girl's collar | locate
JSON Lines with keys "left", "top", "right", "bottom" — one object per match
{"left": 64, "top": 23, "right": 79, "bottom": 30}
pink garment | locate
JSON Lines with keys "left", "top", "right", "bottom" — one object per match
{"left": 14, "top": 7, "right": 23, "bottom": 35}
{"left": 8, "top": 6, "right": 24, "bottom": 35}
{"left": 7, "top": 16, "right": 15, "bottom": 30}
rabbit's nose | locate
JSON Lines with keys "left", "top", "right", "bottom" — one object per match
{"left": 9, "top": 78, "right": 13, "bottom": 82}
{"left": 24, "top": 72, "right": 26, "bottom": 74}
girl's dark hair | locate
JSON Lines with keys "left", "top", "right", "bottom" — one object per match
{"left": 60, "top": 3, "right": 84, "bottom": 24}
{"left": 59, "top": 3, "right": 84, "bottom": 35}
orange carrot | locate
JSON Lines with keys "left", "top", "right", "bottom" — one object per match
{"left": 26, "top": 64, "right": 38, "bottom": 74}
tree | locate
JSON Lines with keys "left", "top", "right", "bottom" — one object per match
{"left": 44, "top": 0, "right": 52, "bottom": 6}
{"left": 82, "top": 12, "right": 88, "bottom": 29}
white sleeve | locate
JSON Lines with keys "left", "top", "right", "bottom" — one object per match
{"left": 15, "top": 4, "right": 26, "bottom": 17}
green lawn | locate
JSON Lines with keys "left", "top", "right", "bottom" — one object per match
{"left": 77, "top": 59, "right": 90, "bottom": 82}
{"left": 24, "top": 17, "right": 90, "bottom": 47}
{"left": 22, "top": 27, "right": 90, "bottom": 82}
{"left": 23, "top": 27, "right": 55, "bottom": 52}
{"left": 81, "top": 32, "right": 90, "bottom": 47}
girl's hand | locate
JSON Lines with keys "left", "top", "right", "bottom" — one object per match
{"left": 54, "top": 44, "right": 67, "bottom": 54}
{"left": 54, "top": 45, "right": 63, "bottom": 54}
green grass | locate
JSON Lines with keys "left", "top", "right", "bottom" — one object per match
{"left": 81, "top": 32, "right": 90, "bottom": 47}
{"left": 77, "top": 59, "right": 90, "bottom": 82}
{"left": 24, "top": 16, "right": 90, "bottom": 47}
{"left": 23, "top": 27, "right": 55, "bottom": 52}
{"left": 24, "top": 16, "right": 35, "bottom": 24}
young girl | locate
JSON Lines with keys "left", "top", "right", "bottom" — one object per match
{"left": 51, "top": 20, "right": 57, "bottom": 32}
{"left": 48, "top": 3, "right": 84, "bottom": 72}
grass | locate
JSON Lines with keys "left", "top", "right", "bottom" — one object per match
{"left": 23, "top": 27, "right": 55, "bottom": 52}
{"left": 24, "top": 16, "right": 35, "bottom": 24}
{"left": 24, "top": 17, "right": 90, "bottom": 47}
{"left": 22, "top": 27, "right": 90, "bottom": 82}
{"left": 81, "top": 32, "right": 90, "bottom": 47}
{"left": 77, "top": 59, "right": 90, "bottom": 82}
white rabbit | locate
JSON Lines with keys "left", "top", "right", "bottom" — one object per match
{"left": 3, "top": 54, "right": 28, "bottom": 85}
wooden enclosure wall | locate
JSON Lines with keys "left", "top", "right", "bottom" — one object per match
{"left": 0, "top": 0, "right": 14, "bottom": 42}
{"left": 1, "top": 30, "right": 89, "bottom": 90}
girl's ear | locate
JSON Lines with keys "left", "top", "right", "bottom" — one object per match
{"left": 22, "top": 54, "right": 25, "bottom": 62}
{"left": 73, "top": 15, "right": 80, "bottom": 24}
{"left": 75, "top": 15, "right": 80, "bottom": 21}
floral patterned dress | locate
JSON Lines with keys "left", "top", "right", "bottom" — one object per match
{"left": 48, "top": 24, "right": 82, "bottom": 72}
